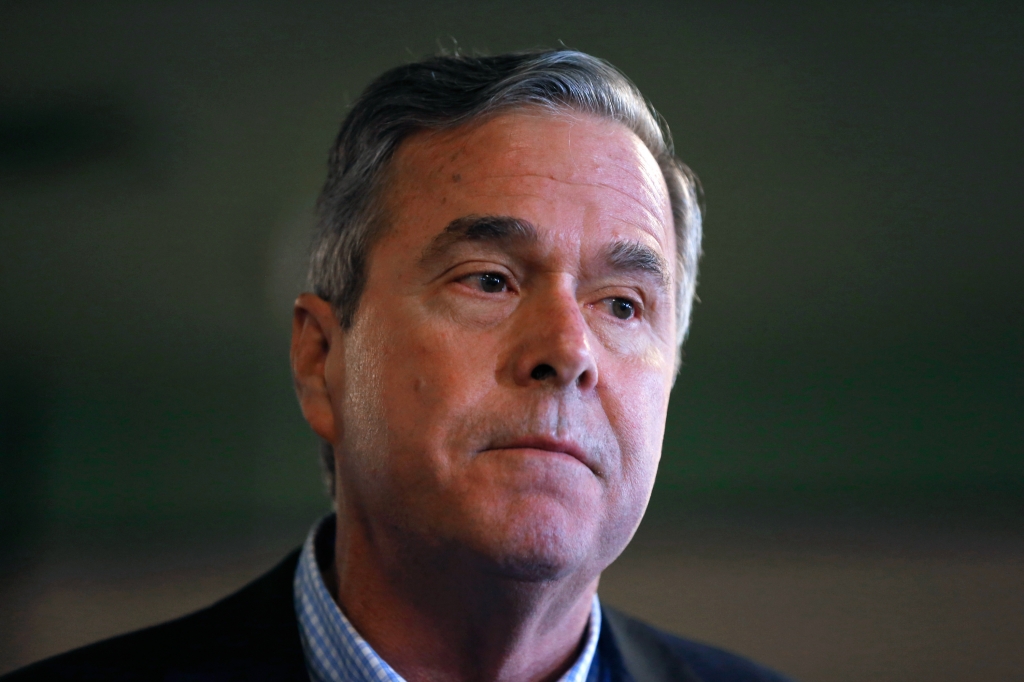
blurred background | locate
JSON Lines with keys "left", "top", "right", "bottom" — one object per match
{"left": 1, "top": 1, "right": 1021, "bottom": 680}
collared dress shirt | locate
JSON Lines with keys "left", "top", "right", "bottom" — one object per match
{"left": 294, "top": 515, "right": 603, "bottom": 682}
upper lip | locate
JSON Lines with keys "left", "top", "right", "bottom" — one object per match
{"left": 487, "top": 436, "right": 594, "bottom": 472}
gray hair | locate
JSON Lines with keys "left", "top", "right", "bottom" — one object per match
{"left": 308, "top": 49, "right": 703, "bottom": 496}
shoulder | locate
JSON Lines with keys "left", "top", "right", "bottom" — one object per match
{"left": 2, "top": 550, "right": 307, "bottom": 682}
{"left": 601, "top": 606, "right": 796, "bottom": 682}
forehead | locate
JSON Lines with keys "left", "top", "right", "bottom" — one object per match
{"left": 382, "top": 109, "right": 674, "bottom": 256}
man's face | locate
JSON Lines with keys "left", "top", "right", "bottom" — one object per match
{"left": 327, "top": 110, "right": 677, "bottom": 580}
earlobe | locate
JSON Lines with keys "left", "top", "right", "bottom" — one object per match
{"left": 290, "top": 293, "right": 342, "bottom": 445}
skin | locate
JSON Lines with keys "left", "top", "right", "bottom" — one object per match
{"left": 291, "top": 109, "right": 678, "bottom": 682}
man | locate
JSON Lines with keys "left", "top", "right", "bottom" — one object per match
{"left": 4, "top": 50, "right": 792, "bottom": 682}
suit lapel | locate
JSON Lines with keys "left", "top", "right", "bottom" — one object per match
{"left": 601, "top": 607, "right": 704, "bottom": 682}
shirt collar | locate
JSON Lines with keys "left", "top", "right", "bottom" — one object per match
{"left": 294, "top": 514, "right": 602, "bottom": 682}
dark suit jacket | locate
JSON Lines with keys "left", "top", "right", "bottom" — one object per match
{"left": 2, "top": 551, "right": 793, "bottom": 682}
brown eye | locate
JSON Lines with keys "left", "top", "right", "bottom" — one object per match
{"left": 609, "top": 298, "right": 635, "bottom": 320}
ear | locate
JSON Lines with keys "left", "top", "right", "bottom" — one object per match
{"left": 291, "top": 293, "right": 342, "bottom": 446}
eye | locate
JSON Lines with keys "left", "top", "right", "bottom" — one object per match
{"left": 466, "top": 272, "right": 509, "bottom": 294}
{"left": 607, "top": 297, "right": 636, "bottom": 320}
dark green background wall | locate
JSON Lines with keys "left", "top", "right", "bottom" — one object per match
{"left": 1, "top": 1, "right": 1021, "bottom": 555}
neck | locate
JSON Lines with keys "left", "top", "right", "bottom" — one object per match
{"left": 330, "top": 512, "right": 600, "bottom": 682}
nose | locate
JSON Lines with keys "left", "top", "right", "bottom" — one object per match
{"left": 510, "top": 287, "right": 598, "bottom": 391}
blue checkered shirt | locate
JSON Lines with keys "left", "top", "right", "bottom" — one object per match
{"left": 294, "top": 515, "right": 603, "bottom": 682}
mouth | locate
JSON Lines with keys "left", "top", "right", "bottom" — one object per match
{"left": 484, "top": 436, "right": 597, "bottom": 475}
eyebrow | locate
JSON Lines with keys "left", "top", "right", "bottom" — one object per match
{"left": 419, "top": 213, "right": 672, "bottom": 288}
{"left": 419, "top": 214, "right": 538, "bottom": 265}
{"left": 603, "top": 240, "right": 672, "bottom": 287}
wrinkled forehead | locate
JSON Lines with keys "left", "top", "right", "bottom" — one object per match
{"left": 384, "top": 109, "right": 674, "bottom": 252}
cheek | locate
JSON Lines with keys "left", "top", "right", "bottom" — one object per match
{"left": 601, "top": 362, "right": 671, "bottom": 489}
{"left": 339, "top": 310, "right": 459, "bottom": 506}
{"left": 374, "top": 314, "right": 499, "bottom": 456}
{"left": 585, "top": 363, "right": 671, "bottom": 565}
{"left": 337, "top": 318, "right": 389, "bottom": 482}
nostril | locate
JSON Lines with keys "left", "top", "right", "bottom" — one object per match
{"left": 530, "top": 364, "right": 557, "bottom": 381}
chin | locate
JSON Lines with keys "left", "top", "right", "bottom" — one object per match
{"left": 461, "top": 495, "right": 603, "bottom": 583}
{"left": 487, "top": 553, "right": 567, "bottom": 583}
